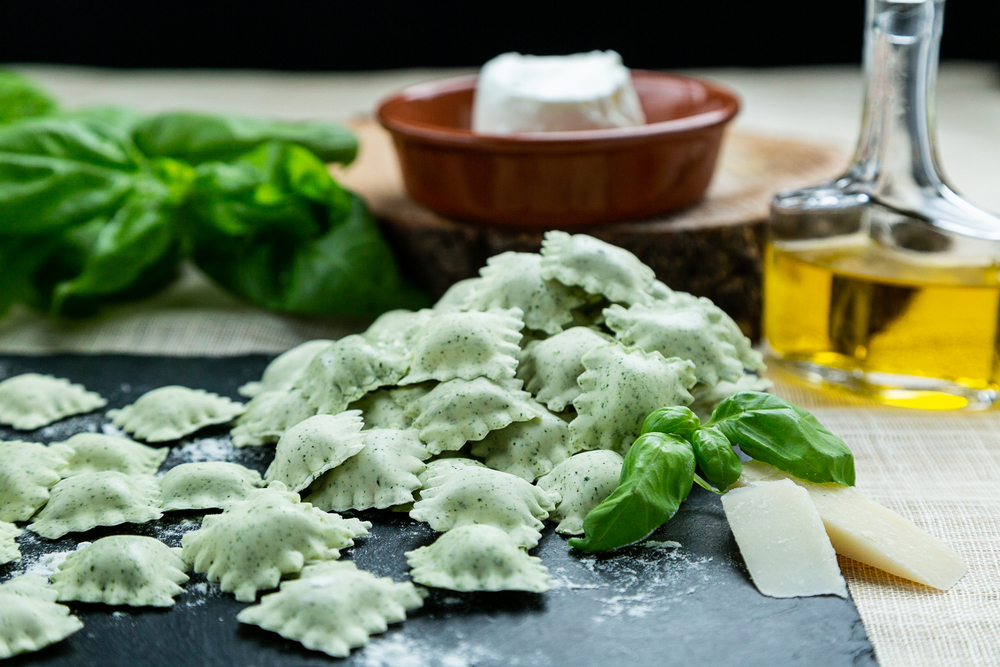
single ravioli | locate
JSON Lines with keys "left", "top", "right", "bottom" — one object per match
{"left": 689, "top": 373, "right": 774, "bottom": 422}
{"left": 536, "top": 450, "right": 625, "bottom": 535}
{"left": 0, "top": 440, "right": 69, "bottom": 522}
{"left": 28, "top": 471, "right": 162, "bottom": 539}
{"left": 348, "top": 389, "right": 411, "bottom": 430}
{"left": 160, "top": 462, "right": 264, "bottom": 512}
{"left": 307, "top": 428, "right": 428, "bottom": 512}
{"left": 237, "top": 560, "right": 425, "bottom": 658}
{"left": 406, "top": 524, "right": 551, "bottom": 593}
{"left": 363, "top": 308, "right": 435, "bottom": 354}
{"left": 416, "top": 457, "right": 487, "bottom": 489}
{"left": 540, "top": 231, "right": 656, "bottom": 306}
{"left": 295, "top": 335, "right": 408, "bottom": 416}
{"left": 231, "top": 388, "right": 316, "bottom": 447}
{"left": 399, "top": 308, "right": 523, "bottom": 386}
{"left": 0, "top": 520, "right": 21, "bottom": 565}
{"left": 410, "top": 465, "right": 558, "bottom": 548}
{"left": 0, "top": 578, "right": 84, "bottom": 659}
{"left": 432, "top": 277, "right": 484, "bottom": 312}
{"left": 571, "top": 343, "right": 696, "bottom": 456}
{"left": 180, "top": 484, "right": 370, "bottom": 602}
{"left": 0, "top": 373, "right": 106, "bottom": 430}
{"left": 471, "top": 402, "right": 576, "bottom": 482}
{"left": 56, "top": 433, "right": 168, "bottom": 477}
{"left": 238, "top": 340, "right": 334, "bottom": 398}
{"left": 405, "top": 377, "right": 542, "bottom": 456}
{"left": 108, "top": 386, "right": 245, "bottom": 442}
{"left": 464, "top": 252, "right": 585, "bottom": 334}
{"left": 51, "top": 535, "right": 189, "bottom": 607}
{"left": 605, "top": 302, "right": 752, "bottom": 387}
{"left": 264, "top": 412, "right": 365, "bottom": 493}
{"left": 516, "top": 327, "right": 612, "bottom": 412}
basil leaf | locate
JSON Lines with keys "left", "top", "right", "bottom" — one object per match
{"left": 50, "top": 178, "right": 184, "bottom": 316}
{"left": 568, "top": 433, "right": 696, "bottom": 553}
{"left": 707, "top": 391, "right": 855, "bottom": 486}
{"left": 0, "top": 70, "right": 57, "bottom": 125}
{"left": 132, "top": 112, "right": 358, "bottom": 165}
{"left": 0, "top": 117, "right": 140, "bottom": 234}
{"left": 0, "top": 235, "right": 60, "bottom": 316}
{"left": 641, "top": 406, "right": 700, "bottom": 438}
{"left": 690, "top": 426, "right": 742, "bottom": 491}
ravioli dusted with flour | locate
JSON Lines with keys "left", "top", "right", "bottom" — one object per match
{"left": 540, "top": 231, "right": 656, "bottom": 306}
{"left": 264, "top": 412, "right": 365, "bottom": 492}
{"left": 307, "top": 428, "right": 427, "bottom": 512}
{"left": 0, "top": 440, "right": 69, "bottom": 522}
{"left": 238, "top": 339, "right": 334, "bottom": 398}
{"left": 231, "top": 388, "right": 315, "bottom": 447}
{"left": 295, "top": 335, "right": 408, "bottom": 415}
{"left": 411, "top": 465, "right": 558, "bottom": 548}
{"left": 160, "top": 462, "right": 264, "bottom": 511}
{"left": 0, "top": 520, "right": 21, "bottom": 565}
{"left": 108, "top": 386, "right": 245, "bottom": 442}
{"left": 0, "top": 575, "right": 83, "bottom": 659}
{"left": 348, "top": 389, "right": 411, "bottom": 430}
{"left": 181, "top": 484, "right": 370, "bottom": 602}
{"left": 516, "top": 326, "right": 611, "bottom": 412}
{"left": 0, "top": 373, "right": 106, "bottom": 430}
{"left": 406, "top": 524, "right": 551, "bottom": 593}
{"left": 51, "top": 535, "right": 189, "bottom": 607}
{"left": 237, "top": 560, "right": 425, "bottom": 658}
{"left": 463, "top": 252, "right": 585, "bottom": 334}
{"left": 56, "top": 433, "right": 168, "bottom": 477}
{"left": 400, "top": 308, "right": 523, "bottom": 385}
{"left": 405, "top": 377, "right": 542, "bottom": 455}
{"left": 571, "top": 344, "right": 696, "bottom": 455}
{"left": 471, "top": 403, "right": 575, "bottom": 482}
{"left": 537, "top": 450, "right": 625, "bottom": 535}
{"left": 28, "top": 471, "right": 162, "bottom": 539}
{"left": 605, "top": 302, "right": 759, "bottom": 387}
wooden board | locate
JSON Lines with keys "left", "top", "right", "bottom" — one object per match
{"left": 336, "top": 121, "right": 846, "bottom": 339}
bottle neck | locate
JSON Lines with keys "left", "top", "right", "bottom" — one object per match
{"left": 849, "top": 0, "right": 946, "bottom": 197}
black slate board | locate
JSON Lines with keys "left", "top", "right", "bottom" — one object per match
{"left": 0, "top": 354, "right": 877, "bottom": 667}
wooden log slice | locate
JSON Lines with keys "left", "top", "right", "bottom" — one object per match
{"left": 336, "top": 121, "right": 846, "bottom": 339}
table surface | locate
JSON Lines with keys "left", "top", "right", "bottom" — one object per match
{"left": 3, "top": 63, "right": 1000, "bottom": 667}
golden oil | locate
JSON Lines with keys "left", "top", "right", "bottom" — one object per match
{"left": 763, "top": 237, "right": 1000, "bottom": 409}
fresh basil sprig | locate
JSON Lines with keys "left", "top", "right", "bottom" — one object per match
{"left": 706, "top": 391, "right": 855, "bottom": 486}
{"left": 568, "top": 432, "right": 695, "bottom": 553}
{"left": 0, "top": 75, "right": 427, "bottom": 319}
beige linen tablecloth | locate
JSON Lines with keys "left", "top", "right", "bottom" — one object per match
{"left": 3, "top": 64, "right": 999, "bottom": 667}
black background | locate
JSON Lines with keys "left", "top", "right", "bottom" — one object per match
{"left": 1, "top": 0, "right": 997, "bottom": 70}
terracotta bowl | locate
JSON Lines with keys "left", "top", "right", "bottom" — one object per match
{"left": 376, "top": 71, "right": 740, "bottom": 228}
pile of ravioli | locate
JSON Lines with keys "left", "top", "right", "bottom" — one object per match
{"left": 0, "top": 232, "right": 768, "bottom": 661}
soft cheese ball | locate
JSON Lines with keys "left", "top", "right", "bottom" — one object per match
{"left": 472, "top": 51, "right": 646, "bottom": 134}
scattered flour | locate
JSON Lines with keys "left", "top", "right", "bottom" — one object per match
{"left": 101, "top": 423, "right": 127, "bottom": 438}
{"left": 171, "top": 438, "right": 233, "bottom": 464}
{"left": 359, "top": 633, "right": 497, "bottom": 667}
{"left": 9, "top": 542, "right": 91, "bottom": 579}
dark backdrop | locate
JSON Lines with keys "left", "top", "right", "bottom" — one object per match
{"left": 2, "top": 0, "right": 997, "bottom": 70}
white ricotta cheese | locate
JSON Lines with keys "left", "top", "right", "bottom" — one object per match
{"left": 471, "top": 51, "right": 646, "bottom": 134}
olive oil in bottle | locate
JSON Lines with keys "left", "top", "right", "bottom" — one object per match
{"left": 763, "top": 238, "right": 1000, "bottom": 409}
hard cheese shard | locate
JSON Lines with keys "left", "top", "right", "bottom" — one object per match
{"left": 721, "top": 479, "right": 848, "bottom": 599}
{"left": 735, "top": 461, "right": 968, "bottom": 590}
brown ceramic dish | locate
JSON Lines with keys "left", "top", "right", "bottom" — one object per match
{"left": 376, "top": 71, "right": 740, "bottom": 228}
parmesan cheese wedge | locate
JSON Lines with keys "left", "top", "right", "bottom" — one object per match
{"left": 722, "top": 479, "right": 849, "bottom": 598}
{"left": 734, "top": 461, "right": 967, "bottom": 590}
